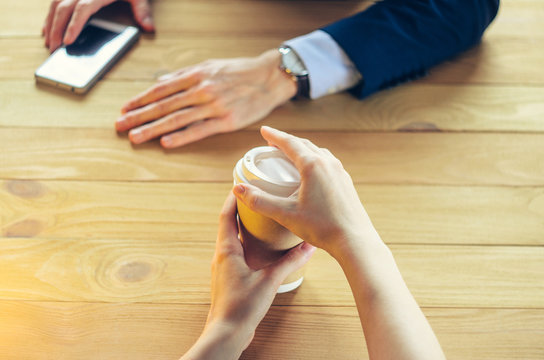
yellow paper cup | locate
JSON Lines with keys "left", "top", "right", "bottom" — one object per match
{"left": 233, "top": 146, "right": 305, "bottom": 293}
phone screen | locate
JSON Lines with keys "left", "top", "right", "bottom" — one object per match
{"left": 66, "top": 25, "right": 118, "bottom": 56}
{"left": 35, "top": 21, "right": 138, "bottom": 92}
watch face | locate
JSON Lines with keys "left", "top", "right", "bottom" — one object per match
{"left": 282, "top": 48, "right": 308, "bottom": 76}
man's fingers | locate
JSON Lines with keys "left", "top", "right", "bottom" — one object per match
{"left": 130, "top": 0, "right": 155, "bottom": 32}
{"left": 121, "top": 72, "right": 201, "bottom": 113}
{"left": 116, "top": 89, "right": 205, "bottom": 132}
{"left": 64, "top": 0, "right": 110, "bottom": 44}
{"left": 158, "top": 69, "right": 185, "bottom": 82}
{"left": 48, "top": 0, "right": 78, "bottom": 52}
{"left": 159, "top": 118, "right": 227, "bottom": 148}
{"left": 44, "top": 0, "right": 61, "bottom": 46}
{"left": 128, "top": 106, "right": 212, "bottom": 144}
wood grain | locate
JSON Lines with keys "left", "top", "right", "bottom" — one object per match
{"left": 1, "top": 128, "right": 544, "bottom": 186}
{"left": 1, "top": 0, "right": 543, "bottom": 358}
{"left": 0, "top": 238, "right": 542, "bottom": 308}
{"left": 3, "top": 34, "right": 544, "bottom": 86}
{"left": 423, "top": 35, "right": 544, "bottom": 85}
{"left": 0, "top": 301, "right": 542, "bottom": 360}
{"left": 1, "top": 0, "right": 542, "bottom": 38}
{"left": 0, "top": 0, "right": 368, "bottom": 38}
{"left": 2, "top": 180, "right": 543, "bottom": 246}
{"left": 3, "top": 80, "right": 544, "bottom": 132}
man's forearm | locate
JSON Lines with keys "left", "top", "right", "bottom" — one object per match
{"left": 321, "top": 0, "right": 500, "bottom": 99}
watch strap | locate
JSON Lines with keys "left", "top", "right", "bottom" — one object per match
{"left": 279, "top": 46, "right": 310, "bottom": 99}
{"left": 295, "top": 73, "right": 310, "bottom": 99}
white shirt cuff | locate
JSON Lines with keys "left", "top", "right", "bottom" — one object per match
{"left": 284, "top": 30, "right": 362, "bottom": 99}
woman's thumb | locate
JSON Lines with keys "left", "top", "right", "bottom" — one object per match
{"left": 267, "top": 242, "right": 316, "bottom": 284}
{"left": 233, "top": 183, "right": 292, "bottom": 224}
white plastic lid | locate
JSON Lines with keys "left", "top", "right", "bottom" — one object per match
{"left": 234, "top": 146, "right": 300, "bottom": 197}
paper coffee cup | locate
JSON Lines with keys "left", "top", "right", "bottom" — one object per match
{"left": 233, "top": 146, "right": 305, "bottom": 293}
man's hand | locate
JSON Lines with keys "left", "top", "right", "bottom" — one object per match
{"left": 43, "top": 0, "right": 154, "bottom": 53}
{"left": 116, "top": 49, "right": 297, "bottom": 148}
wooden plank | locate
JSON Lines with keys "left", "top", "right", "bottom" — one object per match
{"left": 423, "top": 34, "right": 544, "bottom": 85}
{"left": 2, "top": 180, "right": 543, "bottom": 246}
{"left": 0, "top": 37, "right": 280, "bottom": 81}
{"left": 485, "top": 0, "right": 544, "bottom": 38}
{"left": 0, "top": 0, "right": 370, "bottom": 38}
{"left": 0, "top": 239, "right": 542, "bottom": 308}
{"left": 1, "top": 0, "right": 542, "bottom": 39}
{"left": 2, "top": 81, "right": 544, "bottom": 132}
{"left": 1, "top": 129, "right": 544, "bottom": 186}
{"left": 3, "top": 34, "right": 544, "bottom": 85}
{"left": 0, "top": 301, "right": 542, "bottom": 360}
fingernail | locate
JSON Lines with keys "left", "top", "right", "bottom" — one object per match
{"left": 142, "top": 16, "right": 154, "bottom": 30}
{"left": 129, "top": 129, "right": 144, "bottom": 144}
{"left": 115, "top": 117, "right": 126, "bottom": 131}
{"left": 301, "top": 242, "right": 316, "bottom": 253}
{"left": 233, "top": 184, "right": 245, "bottom": 196}
{"left": 161, "top": 136, "right": 173, "bottom": 147}
{"left": 158, "top": 73, "right": 172, "bottom": 81}
{"left": 63, "top": 32, "right": 71, "bottom": 44}
{"left": 262, "top": 126, "right": 283, "bottom": 135}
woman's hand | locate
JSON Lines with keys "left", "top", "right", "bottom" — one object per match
{"left": 43, "top": 0, "right": 154, "bottom": 53}
{"left": 181, "top": 192, "right": 315, "bottom": 360}
{"left": 233, "top": 126, "right": 379, "bottom": 259}
{"left": 233, "top": 128, "right": 447, "bottom": 360}
{"left": 116, "top": 49, "right": 297, "bottom": 148}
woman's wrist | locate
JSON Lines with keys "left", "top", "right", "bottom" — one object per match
{"left": 180, "top": 319, "right": 253, "bottom": 360}
{"left": 328, "top": 226, "right": 385, "bottom": 264}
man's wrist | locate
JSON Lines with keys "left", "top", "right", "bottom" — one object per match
{"left": 258, "top": 49, "right": 298, "bottom": 105}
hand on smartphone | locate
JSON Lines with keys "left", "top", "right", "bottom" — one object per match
{"left": 42, "top": 0, "right": 154, "bottom": 53}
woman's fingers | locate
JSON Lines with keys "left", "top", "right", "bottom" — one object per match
{"left": 215, "top": 192, "right": 244, "bottom": 258}
{"left": 260, "top": 126, "right": 322, "bottom": 171}
{"left": 265, "top": 242, "right": 315, "bottom": 285}
{"left": 232, "top": 183, "right": 294, "bottom": 226}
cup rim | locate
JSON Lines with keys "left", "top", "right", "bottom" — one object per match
{"left": 242, "top": 146, "right": 300, "bottom": 188}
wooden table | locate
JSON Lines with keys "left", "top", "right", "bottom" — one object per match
{"left": 1, "top": 0, "right": 543, "bottom": 359}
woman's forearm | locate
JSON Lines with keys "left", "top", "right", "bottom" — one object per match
{"left": 334, "top": 233, "right": 446, "bottom": 360}
{"left": 179, "top": 321, "right": 250, "bottom": 360}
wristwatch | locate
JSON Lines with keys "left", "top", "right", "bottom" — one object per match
{"left": 278, "top": 46, "right": 310, "bottom": 99}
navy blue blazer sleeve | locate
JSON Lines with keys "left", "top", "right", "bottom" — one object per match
{"left": 321, "top": 0, "right": 500, "bottom": 99}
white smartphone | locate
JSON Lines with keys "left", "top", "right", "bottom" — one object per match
{"left": 35, "top": 19, "right": 139, "bottom": 94}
